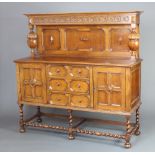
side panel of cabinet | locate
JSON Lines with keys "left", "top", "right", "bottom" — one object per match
{"left": 125, "top": 64, "right": 141, "bottom": 111}
{"left": 93, "top": 66, "right": 125, "bottom": 111}
{"left": 18, "top": 63, "right": 46, "bottom": 104}
{"left": 131, "top": 64, "right": 141, "bottom": 108}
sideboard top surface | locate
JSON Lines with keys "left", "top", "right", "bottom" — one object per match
{"left": 14, "top": 56, "right": 142, "bottom": 67}
{"left": 25, "top": 11, "right": 143, "bottom": 16}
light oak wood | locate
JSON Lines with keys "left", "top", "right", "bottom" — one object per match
{"left": 15, "top": 11, "right": 142, "bottom": 148}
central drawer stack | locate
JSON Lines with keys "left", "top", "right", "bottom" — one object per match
{"left": 46, "top": 65, "right": 93, "bottom": 108}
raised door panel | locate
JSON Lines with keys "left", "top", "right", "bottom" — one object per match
{"left": 93, "top": 67, "right": 125, "bottom": 111}
{"left": 69, "top": 66, "right": 90, "bottom": 79}
{"left": 48, "top": 79, "right": 68, "bottom": 92}
{"left": 20, "top": 64, "right": 46, "bottom": 103}
{"left": 70, "top": 80, "right": 89, "bottom": 93}
{"left": 110, "top": 27, "right": 130, "bottom": 52}
{"left": 70, "top": 95, "right": 90, "bottom": 108}
{"left": 47, "top": 65, "right": 67, "bottom": 77}
{"left": 42, "top": 28, "right": 61, "bottom": 51}
{"left": 65, "top": 27, "right": 105, "bottom": 51}
{"left": 49, "top": 93, "right": 69, "bottom": 106}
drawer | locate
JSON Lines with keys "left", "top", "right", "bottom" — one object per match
{"left": 49, "top": 93, "right": 69, "bottom": 106}
{"left": 47, "top": 65, "right": 67, "bottom": 77}
{"left": 42, "top": 28, "right": 61, "bottom": 50}
{"left": 48, "top": 79, "right": 68, "bottom": 92}
{"left": 66, "top": 27, "right": 105, "bottom": 51}
{"left": 70, "top": 95, "right": 90, "bottom": 108}
{"left": 69, "top": 66, "right": 89, "bottom": 79}
{"left": 70, "top": 80, "right": 89, "bottom": 93}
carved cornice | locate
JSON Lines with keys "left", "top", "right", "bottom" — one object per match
{"left": 27, "top": 13, "right": 140, "bottom": 25}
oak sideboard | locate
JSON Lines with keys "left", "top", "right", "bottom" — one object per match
{"left": 15, "top": 11, "right": 142, "bottom": 148}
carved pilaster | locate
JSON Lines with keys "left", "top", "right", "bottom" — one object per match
{"left": 68, "top": 109, "right": 75, "bottom": 140}
{"left": 128, "top": 17, "right": 140, "bottom": 59}
{"left": 124, "top": 116, "right": 131, "bottom": 148}
{"left": 19, "top": 104, "right": 25, "bottom": 133}
{"left": 27, "top": 19, "right": 37, "bottom": 57}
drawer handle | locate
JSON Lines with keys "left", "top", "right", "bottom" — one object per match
{"left": 77, "top": 84, "right": 81, "bottom": 88}
{"left": 80, "top": 37, "right": 89, "bottom": 41}
{"left": 78, "top": 69, "right": 82, "bottom": 74}
{"left": 57, "top": 82, "right": 61, "bottom": 87}
{"left": 57, "top": 98, "right": 61, "bottom": 102}
{"left": 50, "top": 36, "right": 54, "bottom": 43}
{"left": 56, "top": 69, "right": 60, "bottom": 73}
{"left": 78, "top": 100, "right": 82, "bottom": 103}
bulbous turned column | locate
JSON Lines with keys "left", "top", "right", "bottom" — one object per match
{"left": 128, "top": 23, "right": 140, "bottom": 59}
{"left": 27, "top": 21, "right": 37, "bottom": 58}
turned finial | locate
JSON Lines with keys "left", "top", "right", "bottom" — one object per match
{"left": 27, "top": 18, "right": 37, "bottom": 58}
{"left": 128, "top": 16, "right": 140, "bottom": 59}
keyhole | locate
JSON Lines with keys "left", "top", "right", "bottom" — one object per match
{"left": 78, "top": 69, "right": 82, "bottom": 74}
{"left": 57, "top": 82, "right": 60, "bottom": 87}
{"left": 118, "top": 37, "right": 123, "bottom": 45}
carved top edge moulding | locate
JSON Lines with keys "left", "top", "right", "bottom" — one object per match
{"left": 25, "top": 11, "right": 143, "bottom": 25}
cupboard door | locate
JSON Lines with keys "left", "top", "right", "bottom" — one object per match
{"left": 20, "top": 64, "right": 46, "bottom": 103}
{"left": 42, "top": 28, "right": 61, "bottom": 51}
{"left": 93, "top": 67, "right": 125, "bottom": 111}
{"left": 110, "top": 28, "right": 130, "bottom": 52}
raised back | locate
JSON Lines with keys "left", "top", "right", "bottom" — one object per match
{"left": 26, "top": 11, "right": 142, "bottom": 59}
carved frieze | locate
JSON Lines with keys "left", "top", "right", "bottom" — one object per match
{"left": 27, "top": 14, "right": 139, "bottom": 25}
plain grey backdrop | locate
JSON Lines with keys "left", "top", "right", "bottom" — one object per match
{"left": 0, "top": 2, "right": 155, "bottom": 152}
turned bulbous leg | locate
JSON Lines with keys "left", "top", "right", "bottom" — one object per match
{"left": 19, "top": 104, "right": 25, "bottom": 133}
{"left": 68, "top": 109, "right": 75, "bottom": 140}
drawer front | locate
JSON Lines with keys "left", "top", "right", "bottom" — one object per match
{"left": 47, "top": 65, "right": 67, "bottom": 77}
{"left": 49, "top": 93, "right": 69, "bottom": 106}
{"left": 70, "top": 95, "right": 90, "bottom": 108}
{"left": 69, "top": 66, "right": 89, "bottom": 79}
{"left": 46, "top": 64, "right": 92, "bottom": 108}
{"left": 48, "top": 79, "right": 68, "bottom": 92}
{"left": 70, "top": 80, "right": 89, "bottom": 93}
{"left": 66, "top": 27, "right": 105, "bottom": 51}
{"left": 42, "top": 28, "right": 61, "bottom": 50}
